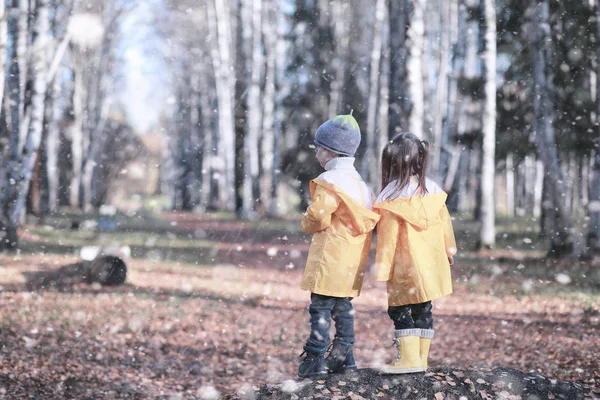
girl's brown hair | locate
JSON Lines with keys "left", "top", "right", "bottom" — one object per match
{"left": 380, "top": 132, "right": 430, "bottom": 200}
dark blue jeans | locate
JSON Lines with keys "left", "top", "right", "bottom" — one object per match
{"left": 388, "top": 301, "right": 433, "bottom": 330}
{"left": 304, "top": 293, "right": 355, "bottom": 354}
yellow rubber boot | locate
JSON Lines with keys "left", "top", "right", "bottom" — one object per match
{"left": 380, "top": 329, "right": 425, "bottom": 374}
{"left": 419, "top": 329, "right": 434, "bottom": 369}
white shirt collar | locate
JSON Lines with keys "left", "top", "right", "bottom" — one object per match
{"left": 325, "top": 157, "right": 356, "bottom": 171}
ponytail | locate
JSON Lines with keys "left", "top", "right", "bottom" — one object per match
{"left": 416, "top": 140, "right": 430, "bottom": 193}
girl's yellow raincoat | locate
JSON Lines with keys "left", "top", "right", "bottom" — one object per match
{"left": 301, "top": 178, "right": 380, "bottom": 297}
{"left": 374, "top": 186, "right": 457, "bottom": 306}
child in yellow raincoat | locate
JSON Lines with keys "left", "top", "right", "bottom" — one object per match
{"left": 298, "top": 113, "right": 380, "bottom": 378}
{"left": 374, "top": 132, "right": 457, "bottom": 374}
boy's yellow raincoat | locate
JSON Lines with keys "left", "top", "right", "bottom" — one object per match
{"left": 374, "top": 190, "right": 457, "bottom": 306}
{"left": 301, "top": 178, "right": 380, "bottom": 297}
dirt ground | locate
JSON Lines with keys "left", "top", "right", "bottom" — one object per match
{"left": 0, "top": 212, "right": 599, "bottom": 398}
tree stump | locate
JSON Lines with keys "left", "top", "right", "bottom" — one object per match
{"left": 86, "top": 255, "right": 127, "bottom": 286}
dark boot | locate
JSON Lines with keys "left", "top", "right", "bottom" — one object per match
{"left": 298, "top": 350, "right": 328, "bottom": 378}
{"left": 325, "top": 341, "right": 357, "bottom": 373}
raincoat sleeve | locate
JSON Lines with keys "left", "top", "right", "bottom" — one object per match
{"left": 440, "top": 204, "right": 457, "bottom": 257}
{"left": 374, "top": 210, "right": 399, "bottom": 281}
{"left": 301, "top": 185, "right": 340, "bottom": 234}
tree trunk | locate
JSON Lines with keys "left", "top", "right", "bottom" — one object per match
{"left": 211, "top": 0, "right": 236, "bottom": 211}
{"left": 388, "top": 0, "right": 412, "bottom": 136}
{"left": 479, "top": 0, "right": 496, "bottom": 248}
{"left": 0, "top": 0, "right": 48, "bottom": 251}
{"left": 431, "top": 0, "right": 453, "bottom": 175}
{"left": 378, "top": 9, "right": 390, "bottom": 184}
{"left": 328, "top": 0, "right": 349, "bottom": 116}
{"left": 362, "top": 0, "right": 386, "bottom": 187}
{"left": 407, "top": 0, "right": 426, "bottom": 139}
{"left": 69, "top": 63, "right": 84, "bottom": 208}
{"left": 1, "top": 0, "right": 26, "bottom": 250}
{"left": 269, "top": 0, "right": 287, "bottom": 217}
{"left": 242, "top": 0, "right": 262, "bottom": 218}
{"left": 440, "top": 0, "right": 465, "bottom": 186}
{"left": 588, "top": 0, "right": 600, "bottom": 252}
{"left": 533, "top": 158, "right": 544, "bottom": 219}
{"left": 528, "top": 0, "right": 573, "bottom": 257}
{"left": 261, "top": 0, "right": 278, "bottom": 213}
{"left": 40, "top": 78, "right": 60, "bottom": 215}
{"left": 506, "top": 153, "right": 515, "bottom": 217}
{"left": 0, "top": 0, "right": 6, "bottom": 111}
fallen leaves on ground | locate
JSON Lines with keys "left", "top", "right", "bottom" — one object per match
{"left": 0, "top": 214, "right": 598, "bottom": 399}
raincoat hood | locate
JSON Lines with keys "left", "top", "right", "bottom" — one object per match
{"left": 374, "top": 192, "right": 448, "bottom": 231}
{"left": 301, "top": 175, "right": 379, "bottom": 298}
{"left": 311, "top": 178, "right": 379, "bottom": 234}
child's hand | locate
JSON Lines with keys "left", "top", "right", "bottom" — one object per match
{"left": 448, "top": 256, "right": 454, "bottom": 266}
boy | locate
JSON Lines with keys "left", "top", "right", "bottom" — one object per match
{"left": 298, "top": 113, "right": 379, "bottom": 378}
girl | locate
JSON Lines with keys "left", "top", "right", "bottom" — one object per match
{"left": 373, "top": 132, "right": 457, "bottom": 374}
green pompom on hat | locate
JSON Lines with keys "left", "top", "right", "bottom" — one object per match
{"left": 314, "top": 111, "right": 361, "bottom": 157}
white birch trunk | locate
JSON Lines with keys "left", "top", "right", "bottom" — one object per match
{"left": 261, "top": 0, "right": 276, "bottom": 211}
{"left": 480, "top": 0, "right": 496, "bottom": 248}
{"left": 362, "top": 0, "right": 386, "bottom": 186}
{"left": 269, "top": 0, "right": 287, "bottom": 216}
{"left": 44, "top": 77, "right": 61, "bottom": 213}
{"left": 408, "top": 0, "right": 426, "bottom": 139}
{"left": 12, "top": 0, "right": 50, "bottom": 223}
{"left": 0, "top": 1, "right": 23, "bottom": 248}
{"left": 212, "top": 0, "right": 236, "bottom": 210}
{"left": 69, "top": 64, "right": 83, "bottom": 207}
{"left": 506, "top": 153, "right": 515, "bottom": 217}
{"left": 431, "top": 0, "right": 452, "bottom": 176}
{"left": 242, "top": 0, "right": 262, "bottom": 216}
{"left": 17, "top": 0, "right": 28, "bottom": 136}
{"left": 581, "top": 155, "right": 589, "bottom": 207}
{"left": 533, "top": 159, "right": 544, "bottom": 218}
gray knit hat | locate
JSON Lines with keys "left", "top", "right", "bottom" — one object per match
{"left": 314, "top": 113, "right": 361, "bottom": 156}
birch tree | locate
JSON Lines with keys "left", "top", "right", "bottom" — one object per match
{"left": 260, "top": 0, "right": 285, "bottom": 215}
{"left": 408, "top": 0, "right": 426, "bottom": 139}
{"left": 361, "top": 0, "right": 386, "bottom": 187}
{"left": 242, "top": 0, "right": 262, "bottom": 218}
{"left": 479, "top": 0, "right": 496, "bottom": 248}
{"left": 208, "top": 0, "right": 236, "bottom": 211}
{"left": 0, "top": 0, "right": 49, "bottom": 251}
